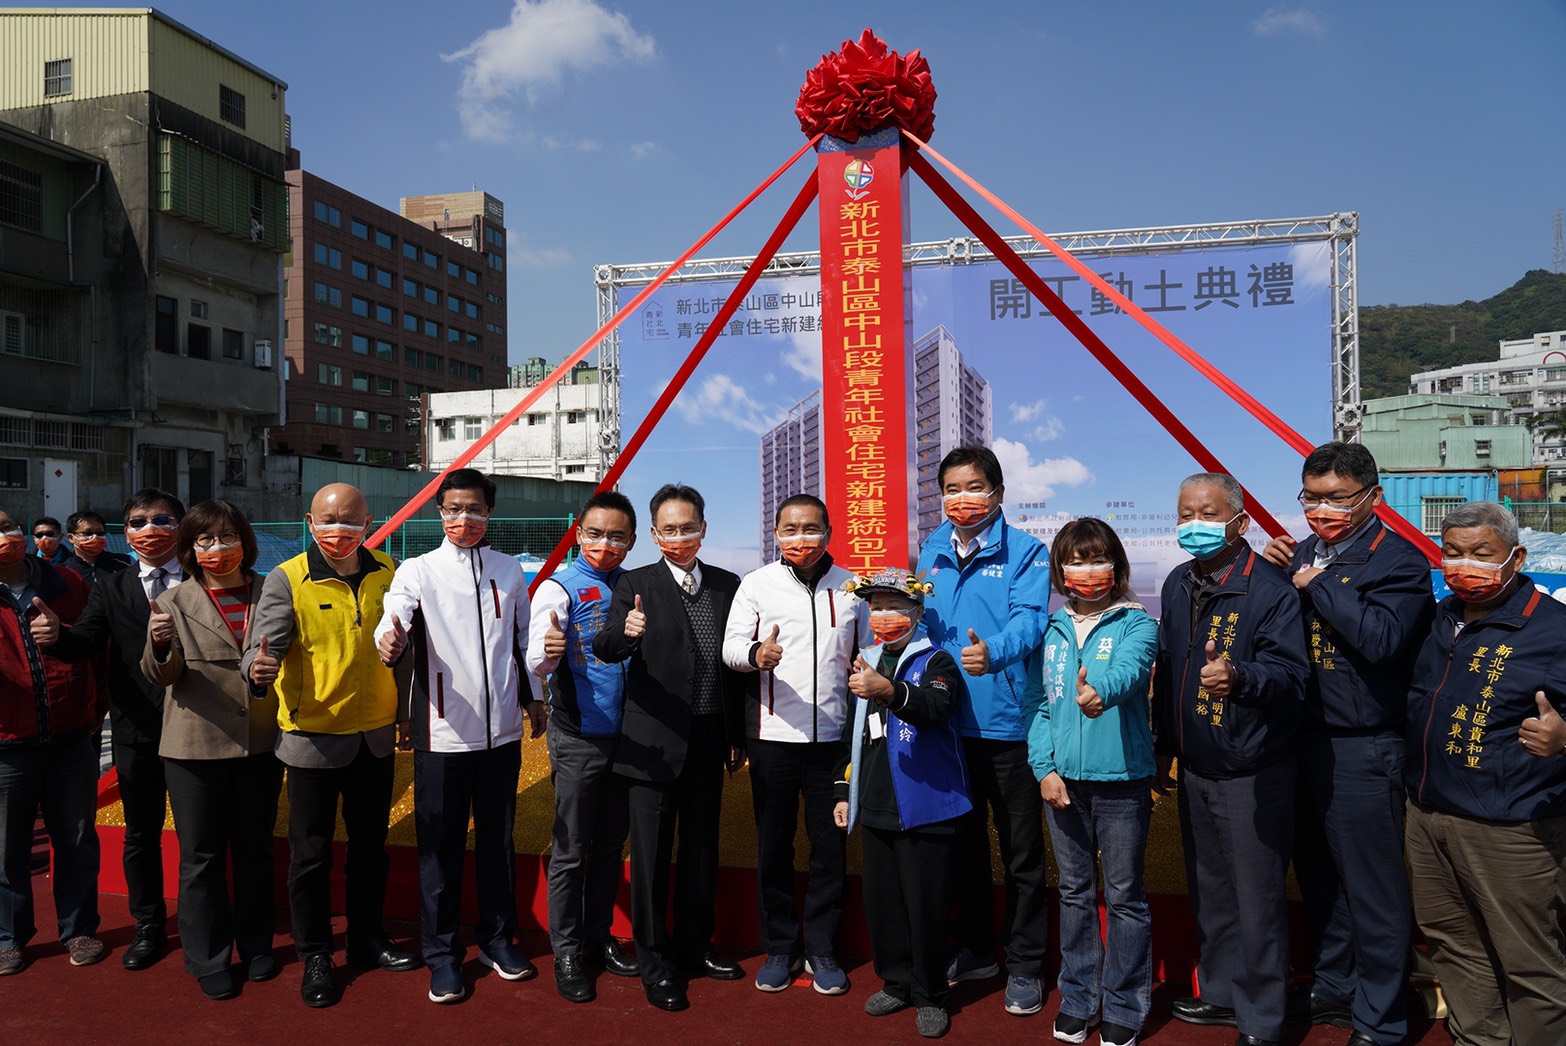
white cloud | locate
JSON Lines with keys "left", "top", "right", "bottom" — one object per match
{"left": 1010, "top": 398, "right": 1047, "bottom": 423}
{"left": 782, "top": 330, "right": 822, "bottom": 382}
{"left": 629, "top": 140, "right": 661, "bottom": 160}
{"left": 1031, "top": 418, "right": 1064, "bottom": 443}
{"left": 992, "top": 437, "right": 1094, "bottom": 503}
{"left": 670, "top": 374, "right": 783, "bottom": 435}
{"left": 1252, "top": 7, "right": 1325, "bottom": 37}
{"left": 444, "top": 0, "right": 656, "bottom": 142}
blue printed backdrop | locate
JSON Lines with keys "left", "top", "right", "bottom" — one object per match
{"left": 608, "top": 239, "right": 1333, "bottom": 605}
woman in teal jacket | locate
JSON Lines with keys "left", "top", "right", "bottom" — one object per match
{"left": 1027, "top": 519, "right": 1157, "bottom": 1046}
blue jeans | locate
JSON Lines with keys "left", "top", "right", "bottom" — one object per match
{"left": 1045, "top": 777, "right": 1153, "bottom": 1030}
{"left": 0, "top": 732, "right": 101, "bottom": 947}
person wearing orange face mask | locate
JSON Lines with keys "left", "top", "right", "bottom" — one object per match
{"left": 242, "top": 482, "right": 417, "bottom": 1008}
{"left": 1401, "top": 501, "right": 1566, "bottom": 1046}
{"left": 137, "top": 500, "right": 280, "bottom": 1001}
{"left": 28, "top": 517, "right": 67, "bottom": 566}
{"left": 528, "top": 490, "right": 642, "bottom": 1001}
{"left": 44, "top": 487, "right": 186, "bottom": 973}
{"left": 721, "top": 494, "right": 865, "bottom": 996}
{"left": 60, "top": 511, "right": 132, "bottom": 589}
{"left": 1259, "top": 442, "right": 1435, "bottom": 1046}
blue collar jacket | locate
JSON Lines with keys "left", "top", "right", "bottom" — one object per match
{"left": 1153, "top": 546, "right": 1308, "bottom": 778}
{"left": 1405, "top": 578, "right": 1566, "bottom": 823}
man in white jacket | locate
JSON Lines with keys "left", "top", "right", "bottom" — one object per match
{"left": 722, "top": 494, "right": 864, "bottom": 995}
{"left": 375, "top": 468, "right": 546, "bottom": 1005}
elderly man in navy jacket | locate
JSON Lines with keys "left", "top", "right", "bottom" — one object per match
{"left": 1154, "top": 472, "right": 1308, "bottom": 1046}
{"left": 1263, "top": 442, "right": 1434, "bottom": 1046}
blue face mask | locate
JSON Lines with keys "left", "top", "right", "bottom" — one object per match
{"left": 1176, "top": 513, "right": 1242, "bottom": 561}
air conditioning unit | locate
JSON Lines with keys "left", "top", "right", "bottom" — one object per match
{"left": 253, "top": 340, "right": 273, "bottom": 368}
{"left": 0, "top": 311, "right": 25, "bottom": 355}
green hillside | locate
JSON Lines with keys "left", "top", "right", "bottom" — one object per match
{"left": 1360, "top": 269, "right": 1566, "bottom": 398}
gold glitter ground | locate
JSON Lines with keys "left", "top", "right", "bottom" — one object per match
{"left": 97, "top": 748, "right": 1300, "bottom": 897}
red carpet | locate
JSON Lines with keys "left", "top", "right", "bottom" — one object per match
{"left": 5, "top": 866, "right": 1454, "bottom": 1046}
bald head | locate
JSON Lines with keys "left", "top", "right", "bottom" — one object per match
{"left": 310, "top": 483, "right": 368, "bottom": 522}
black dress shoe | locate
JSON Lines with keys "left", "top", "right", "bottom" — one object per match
{"left": 245, "top": 953, "right": 279, "bottom": 983}
{"left": 346, "top": 938, "right": 422, "bottom": 972}
{"left": 681, "top": 949, "right": 744, "bottom": 980}
{"left": 1284, "top": 989, "right": 1355, "bottom": 1028}
{"left": 646, "top": 977, "right": 689, "bottom": 1012}
{"left": 597, "top": 939, "right": 640, "bottom": 978}
{"left": 554, "top": 954, "right": 595, "bottom": 1003}
{"left": 198, "top": 968, "right": 238, "bottom": 1001}
{"left": 122, "top": 923, "right": 166, "bottom": 970}
{"left": 1172, "top": 996, "right": 1238, "bottom": 1026}
{"left": 1344, "top": 1034, "right": 1377, "bottom": 1046}
{"left": 1234, "top": 1036, "right": 1279, "bottom": 1046}
{"left": 300, "top": 954, "right": 340, "bottom": 1008}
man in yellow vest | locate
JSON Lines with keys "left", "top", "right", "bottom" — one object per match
{"left": 244, "top": 483, "right": 417, "bottom": 1008}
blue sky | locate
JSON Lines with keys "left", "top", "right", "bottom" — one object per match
{"left": 47, "top": 0, "right": 1566, "bottom": 566}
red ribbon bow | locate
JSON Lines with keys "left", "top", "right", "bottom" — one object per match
{"left": 795, "top": 28, "right": 936, "bottom": 144}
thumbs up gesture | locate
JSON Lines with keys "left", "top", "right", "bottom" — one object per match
{"left": 377, "top": 613, "right": 407, "bottom": 664}
{"left": 624, "top": 593, "right": 646, "bottom": 640}
{"left": 148, "top": 597, "right": 174, "bottom": 649}
{"left": 1074, "top": 664, "right": 1104, "bottom": 718}
{"left": 1520, "top": 690, "right": 1566, "bottom": 758}
{"left": 755, "top": 624, "right": 783, "bottom": 671}
{"left": 849, "top": 653, "right": 892, "bottom": 703}
{"left": 28, "top": 596, "right": 60, "bottom": 647}
{"left": 1198, "top": 639, "right": 1235, "bottom": 699}
{"left": 250, "top": 634, "right": 280, "bottom": 688}
{"left": 960, "top": 628, "right": 990, "bottom": 677}
{"left": 543, "top": 610, "right": 567, "bottom": 660}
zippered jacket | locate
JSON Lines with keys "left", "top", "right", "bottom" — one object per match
{"left": 1152, "top": 547, "right": 1308, "bottom": 778}
{"left": 1405, "top": 579, "right": 1566, "bottom": 823}
{"left": 1, "top": 559, "right": 99, "bottom": 745}
{"left": 722, "top": 558, "right": 863, "bottom": 744}
{"left": 1029, "top": 601, "right": 1157, "bottom": 782}
{"left": 915, "top": 515, "right": 1050, "bottom": 740}
{"left": 1290, "top": 518, "right": 1436, "bottom": 734}
{"left": 377, "top": 539, "right": 533, "bottom": 753}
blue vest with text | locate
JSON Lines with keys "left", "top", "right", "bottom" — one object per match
{"left": 548, "top": 558, "right": 628, "bottom": 738}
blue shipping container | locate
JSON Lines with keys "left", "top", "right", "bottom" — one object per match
{"left": 1379, "top": 471, "right": 1499, "bottom": 537}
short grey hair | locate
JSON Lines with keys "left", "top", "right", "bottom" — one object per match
{"left": 1178, "top": 472, "right": 1246, "bottom": 516}
{"left": 1440, "top": 500, "right": 1519, "bottom": 548}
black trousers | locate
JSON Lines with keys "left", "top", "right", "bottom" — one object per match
{"left": 1293, "top": 733, "right": 1410, "bottom": 1045}
{"left": 546, "top": 729, "right": 628, "bottom": 958}
{"left": 112, "top": 738, "right": 168, "bottom": 927}
{"left": 862, "top": 822, "right": 960, "bottom": 1008}
{"left": 285, "top": 741, "right": 394, "bottom": 958}
{"left": 1180, "top": 757, "right": 1296, "bottom": 1043}
{"left": 414, "top": 741, "right": 521, "bottom": 969}
{"left": 747, "top": 737, "right": 844, "bottom": 958}
{"left": 164, "top": 753, "right": 284, "bottom": 976}
{"left": 623, "top": 714, "right": 726, "bottom": 986}
{"left": 952, "top": 737, "right": 1049, "bottom": 975}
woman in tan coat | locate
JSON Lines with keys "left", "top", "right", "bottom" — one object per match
{"left": 141, "top": 500, "right": 280, "bottom": 1001}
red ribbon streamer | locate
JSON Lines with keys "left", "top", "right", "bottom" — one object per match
{"left": 906, "top": 132, "right": 1441, "bottom": 565}
{"left": 910, "top": 151, "right": 1289, "bottom": 539}
{"left": 367, "top": 135, "right": 823, "bottom": 550}
{"left": 527, "top": 173, "right": 822, "bottom": 595}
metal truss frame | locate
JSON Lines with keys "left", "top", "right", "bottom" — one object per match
{"left": 593, "top": 212, "right": 1362, "bottom": 473}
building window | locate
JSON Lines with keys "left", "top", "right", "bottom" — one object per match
{"left": 313, "top": 323, "right": 342, "bottom": 347}
{"left": 466, "top": 268, "right": 480, "bottom": 285}
{"left": 375, "top": 268, "right": 393, "bottom": 289}
{"left": 223, "top": 329, "right": 244, "bottom": 360}
{"left": 185, "top": 324, "right": 210, "bottom": 360}
{"left": 0, "top": 457, "right": 26, "bottom": 489}
{"left": 377, "top": 376, "right": 396, "bottom": 396}
{"left": 351, "top": 296, "right": 370, "bottom": 318}
{"left": 466, "top": 302, "right": 480, "bottom": 320}
{"left": 315, "top": 403, "right": 343, "bottom": 425}
{"left": 312, "top": 201, "right": 342, "bottom": 228}
{"left": 405, "top": 348, "right": 421, "bottom": 367}
{"left": 351, "top": 334, "right": 370, "bottom": 355}
{"left": 43, "top": 58, "right": 73, "bottom": 98}
{"left": 463, "top": 416, "right": 483, "bottom": 439}
{"left": 447, "top": 294, "right": 461, "bottom": 314}
{"left": 1421, "top": 496, "right": 1465, "bottom": 536}
{"left": 425, "top": 319, "right": 440, "bottom": 339}
{"left": 154, "top": 296, "right": 179, "bottom": 354}
{"left": 352, "top": 371, "right": 370, "bottom": 393}
{"left": 351, "top": 258, "right": 370, "bottom": 280}
{"left": 449, "top": 359, "right": 462, "bottom": 378}
{"left": 352, "top": 409, "right": 370, "bottom": 430}
{"left": 565, "top": 464, "right": 586, "bottom": 475}
{"left": 317, "top": 363, "right": 342, "bottom": 386}
{"left": 376, "top": 303, "right": 394, "bottom": 325}
{"left": 424, "top": 286, "right": 439, "bottom": 306}
{"left": 219, "top": 85, "right": 246, "bottom": 127}
{"left": 423, "top": 249, "right": 439, "bottom": 269}
{"left": 527, "top": 414, "right": 545, "bottom": 426}
{"left": 426, "top": 354, "right": 441, "bottom": 373}
{"left": 404, "top": 313, "right": 419, "bottom": 332}
{"left": 403, "top": 242, "right": 419, "bottom": 261}
{"left": 0, "top": 157, "right": 45, "bottom": 233}
{"left": 376, "top": 340, "right": 394, "bottom": 360}
{"left": 351, "top": 219, "right": 370, "bottom": 240}
{"left": 403, "top": 277, "right": 419, "bottom": 298}
{"left": 468, "top": 365, "right": 482, "bottom": 382}
{"left": 314, "top": 282, "right": 342, "bottom": 308}
{"left": 447, "top": 261, "right": 461, "bottom": 278}
{"left": 375, "top": 229, "right": 393, "bottom": 250}
{"left": 437, "top": 419, "right": 456, "bottom": 441}
{"left": 448, "top": 327, "right": 461, "bottom": 344}
{"left": 376, "top": 413, "right": 394, "bottom": 433}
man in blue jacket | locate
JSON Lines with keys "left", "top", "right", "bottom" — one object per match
{"left": 1263, "top": 442, "right": 1435, "bottom": 1046}
{"left": 914, "top": 446, "right": 1050, "bottom": 1017}
{"left": 1154, "top": 472, "right": 1308, "bottom": 1046}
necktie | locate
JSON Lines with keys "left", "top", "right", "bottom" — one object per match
{"left": 682, "top": 572, "right": 696, "bottom": 596}
{"left": 148, "top": 567, "right": 169, "bottom": 600}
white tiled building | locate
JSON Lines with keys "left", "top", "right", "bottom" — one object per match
{"left": 1408, "top": 330, "right": 1566, "bottom": 463}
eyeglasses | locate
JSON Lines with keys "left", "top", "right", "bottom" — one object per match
{"left": 438, "top": 507, "right": 489, "bottom": 520}
{"left": 125, "top": 515, "right": 179, "bottom": 531}
{"left": 1296, "top": 485, "right": 1371, "bottom": 509}
{"left": 655, "top": 525, "right": 702, "bottom": 538}
{"left": 33, "top": 530, "right": 60, "bottom": 539}
{"left": 580, "top": 528, "right": 630, "bottom": 543}
{"left": 192, "top": 533, "right": 241, "bottom": 550}
{"left": 0, "top": 525, "right": 22, "bottom": 539}
{"left": 72, "top": 530, "right": 107, "bottom": 539}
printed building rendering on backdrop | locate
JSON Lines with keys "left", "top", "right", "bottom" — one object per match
{"left": 601, "top": 227, "right": 1337, "bottom": 608}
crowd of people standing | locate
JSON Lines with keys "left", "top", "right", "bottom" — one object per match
{"left": 1, "top": 441, "right": 1563, "bottom": 1046}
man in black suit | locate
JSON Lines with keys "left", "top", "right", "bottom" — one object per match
{"left": 594, "top": 483, "right": 748, "bottom": 1012}
{"left": 46, "top": 488, "right": 185, "bottom": 970}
